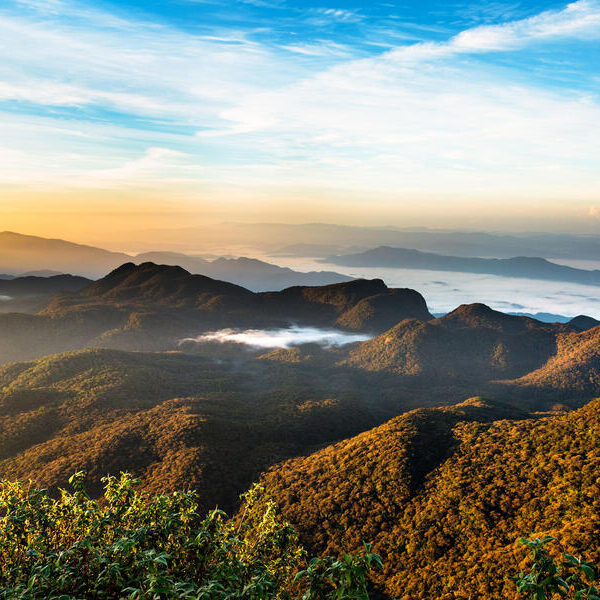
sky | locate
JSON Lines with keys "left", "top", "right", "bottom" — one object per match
{"left": 0, "top": 0, "right": 599, "bottom": 240}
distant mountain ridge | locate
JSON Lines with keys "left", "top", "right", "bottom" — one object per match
{"left": 324, "top": 245, "right": 600, "bottom": 286}
{"left": 0, "top": 274, "right": 91, "bottom": 297}
{"left": 0, "top": 232, "right": 350, "bottom": 290}
{"left": 134, "top": 252, "right": 351, "bottom": 291}
{"left": 0, "top": 231, "right": 129, "bottom": 277}
{"left": 134, "top": 222, "right": 600, "bottom": 260}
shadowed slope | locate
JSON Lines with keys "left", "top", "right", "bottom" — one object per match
{"left": 346, "top": 303, "right": 568, "bottom": 381}
{"left": 0, "top": 347, "right": 430, "bottom": 511}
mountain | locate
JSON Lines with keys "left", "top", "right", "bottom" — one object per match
{"left": 130, "top": 222, "right": 600, "bottom": 260}
{"left": 324, "top": 245, "right": 600, "bottom": 286}
{"left": 0, "top": 274, "right": 91, "bottom": 297}
{"left": 260, "top": 278, "right": 433, "bottom": 330}
{"left": 49, "top": 263, "right": 432, "bottom": 331}
{"left": 0, "top": 347, "right": 430, "bottom": 511}
{"left": 75, "top": 262, "right": 254, "bottom": 309}
{"left": 0, "top": 231, "right": 130, "bottom": 278}
{"left": 0, "top": 263, "right": 432, "bottom": 364}
{"left": 261, "top": 397, "right": 600, "bottom": 599}
{"left": 135, "top": 252, "right": 352, "bottom": 291}
{"left": 568, "top": 314, "right": 600, "bottom": 331}
{"left": 0, "top": 232, "right": 351, "bottom": 290}
{"left": 345, "top": 303, "right": 570, "bottom": 383}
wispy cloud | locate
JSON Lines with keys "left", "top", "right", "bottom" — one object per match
{"left": 0, "top": 0, "right": 599, "bottom": 224}
{"left": 312, "top": 8, "right": 362, "bottom": 23}
{"left": 180, "top": 326, "right": 370, "bottom": 348}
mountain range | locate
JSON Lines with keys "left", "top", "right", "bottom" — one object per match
{"left": 1, "top": 261, "right": 597, "bottom": 393}
{"left": 0, "top": 231, "right": 350, "bottom": 289}
{"left": 324, "top": 245, "right": 600, "bottom": 286}
{"left": 1, "top": 261, "right": 600, "bottom": 598}
{"left": 120, "top": 222, "right": 600, "bottom": 260}
{"left": 0, "top": 262, "right": 431, "bottom": 363}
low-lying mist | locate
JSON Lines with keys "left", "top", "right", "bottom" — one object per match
{"left": 180, "top": 326, "right": 371, "bottom": 349}
{"left": 254, "top": 254, "right": 600, "bottom": 319}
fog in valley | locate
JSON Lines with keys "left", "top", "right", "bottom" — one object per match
{"left": 180, "top": 326, "right": 371, "bottom": 349}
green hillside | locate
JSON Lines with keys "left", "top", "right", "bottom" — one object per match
{"left": 345, "top": 304, "right": 569, "bottom": 382}
{"left": 261, "top": 398, "right": 600, "bottom": 599}
{"left": 0, "top": 348, "right": 432, "bottom": 511}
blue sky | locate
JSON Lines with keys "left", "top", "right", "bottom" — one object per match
{"left": 0, "top": 0, "right": 599, "bottom": 236}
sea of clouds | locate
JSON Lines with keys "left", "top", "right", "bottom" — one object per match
{"left": 180, "top": 326, "right": 370, "bottom": 349}
{"left": 256, "top": 255, "right": 600, "bottom": 320}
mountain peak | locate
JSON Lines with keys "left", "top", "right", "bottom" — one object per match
{"left": 445, "top": 302, "right": 496, "bottom": 318}
{"left": 71, "top": 261, "right": 252, "bottom": 308}
{"left": 568, "top": 314, "right": 600, "bottom": 332}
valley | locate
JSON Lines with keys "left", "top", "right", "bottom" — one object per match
{"left": 1, "top": 259, "right": 600, "bottom": 597}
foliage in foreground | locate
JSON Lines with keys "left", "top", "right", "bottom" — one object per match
{"left": 0, "top": 473, "right": 381, "bottom": 600}
{"left": 516, "top": 536, "right": 599, "bottom": 600}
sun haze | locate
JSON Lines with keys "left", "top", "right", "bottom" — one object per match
{"left": 0, "top": 0, "right": 599, "bottom": 240}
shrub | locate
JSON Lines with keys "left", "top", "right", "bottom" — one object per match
{"left": 0, "top": 473, "right": 380, "bottom": 600}
{"left": 515, "top": 536, "right": 599, "bottom": 600}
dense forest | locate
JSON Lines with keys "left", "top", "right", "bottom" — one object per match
{"left": 0, "top": 347, "right": 433, "bottom": 511}
{"left": 0, "top": 262, "right": 600, "bottom": 598}
{"left": 261, "top": 398, "right": 600, "bottom": 599}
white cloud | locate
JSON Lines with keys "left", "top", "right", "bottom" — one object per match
{"left": 0, "top": 4, "right": 293, "bottom": 122}
{"left": 179, "top": 326, "right": 370, "bottom": 348}
{"left": 448, "top": 0, "right": 600, "bottom": 52}
{"left": 0, "top": 0, "right": 599, "bottom": 202}
{"left": 280, "top": 41, "right": 352, "bottom": 57}
{"left": 201, "top": 1, "right": 600, "bottom": 194}
{"left": 313, "top": 8, "right": 362, "bottom": 23}
{"left": 88, "top": 147, "right": 190, "bottom": 183}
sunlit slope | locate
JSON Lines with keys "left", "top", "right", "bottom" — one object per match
{"left": 261, "top": 398, "right": 600, "bottom": 599}
{"left": 504, "top": 324, "right": 600, "bottom": 397}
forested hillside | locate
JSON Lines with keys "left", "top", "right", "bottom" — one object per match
{"left": 0, "top": 262, "right": 433, "bottom": 364}
{"left": 0, "top": 264, "right": 599, "bottom": 599}
{"left": 0, "top": 348, "right": 434, "bottom": 511}
{"left": 262, "top": 398, "right": 600, "bottom": 599}
{"left": 346, "top": 303, "right": 570, "bottom": 381}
